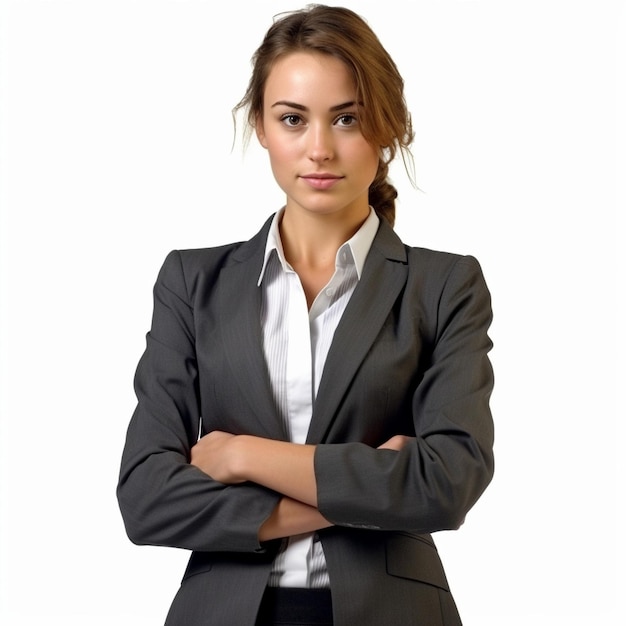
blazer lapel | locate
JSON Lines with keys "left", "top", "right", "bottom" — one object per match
{"left": 307, "top": 220, "right": 408, "bottom": 444}
{"left": 217, "top": 217, "right": 288, "bottom": 440}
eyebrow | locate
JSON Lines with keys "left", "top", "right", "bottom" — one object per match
{"left": 270, "top": 100, "right": 358, "bottom": 112}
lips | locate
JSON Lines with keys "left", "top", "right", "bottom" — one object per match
{"left": 300, "top": 173, "right": 344, "bottom": 190}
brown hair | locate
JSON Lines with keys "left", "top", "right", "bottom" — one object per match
{"left": 233, "top": 4, "right": 414, "bottom": 226}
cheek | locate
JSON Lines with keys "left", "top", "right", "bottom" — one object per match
{"left": 357, "top": 143, "right": 380, "bottom": 181}
{"left": 265, "top": 141, "right": 296, "bottom": 188}
{"left": 265, "top": 146, "right": 289, "bottom": 178}
{"left": 265, "top": 136, "right": 295, "bottom": 164}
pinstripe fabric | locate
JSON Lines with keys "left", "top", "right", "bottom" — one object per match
{"left": 258, "top": 208, "right": 379, "bottom": 588}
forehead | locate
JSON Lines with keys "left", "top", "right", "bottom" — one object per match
{"left": 264, "top": 52, "right": 356, "bottom": 104}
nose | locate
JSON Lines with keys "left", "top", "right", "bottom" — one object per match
{"left": 307, "top": 124, "right": 334, "bottom": 162}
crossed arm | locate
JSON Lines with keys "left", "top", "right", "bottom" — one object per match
{"left": 190, "top": 431, "right": 412, "bottom": 541}
{"left": 118, "top": 252, "right": 494, "bottom": 550}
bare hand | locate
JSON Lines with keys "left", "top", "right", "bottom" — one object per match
{"left": 190, "top": 430, "right": 244, "bottom": 483}
{"left": 377, "top": 435, "right": 414, "bottom": 451}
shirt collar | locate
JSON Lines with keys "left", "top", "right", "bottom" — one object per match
{"left": 258, "top": 207, "right": 380, "bottom": 286}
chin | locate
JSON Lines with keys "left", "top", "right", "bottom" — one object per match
{"left": 292, "top": 195, "right": 362, "bottom": 216}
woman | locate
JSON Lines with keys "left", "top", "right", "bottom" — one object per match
{"left": 117, "top": 5, "right": 495, "bottom": 625}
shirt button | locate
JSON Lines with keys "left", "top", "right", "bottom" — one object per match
{"left": 325, "top": 288, "right": 335, "bottom": 297}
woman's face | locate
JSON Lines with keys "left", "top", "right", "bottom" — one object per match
{"left": 256, "top": 52, "right": 379, "bottom": 221}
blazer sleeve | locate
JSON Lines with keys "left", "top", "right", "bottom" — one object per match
{"left": 314, "top": 255, "right": 495, "bottom": 533}
{"left": 116, "top": 250, "right": 281, "bottom": 553}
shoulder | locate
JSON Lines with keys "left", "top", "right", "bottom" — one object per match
{"left": 176, "top": 242, "right": 247, "bottom": 274}
{"left": 404, "top": 245, "right": 486, "bottom": 285}
{"left": 374, "top": 218, "right": 485, "bottom": 279}
{"left": 399, "top": 245, "right": 491, "bottom": 319}
{"left": 155, "top": 242, "right": 242, "bottom": 290}
{"left": 155, "top": 215, "right": 274, "bottom": 296}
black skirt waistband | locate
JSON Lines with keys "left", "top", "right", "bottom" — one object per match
{"left": 256, "top": 587, "right": 333, "bottom": 626}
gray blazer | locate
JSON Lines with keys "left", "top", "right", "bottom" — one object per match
{"left": 117, "top": 215, "right": 495, "bottom": 626}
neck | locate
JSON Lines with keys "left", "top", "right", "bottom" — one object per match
{"left": 279, "top": 205, "right": 370, "bottom": 270}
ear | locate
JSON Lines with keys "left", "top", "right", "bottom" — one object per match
{"left": 255, "top": 114, "right": 268, "bottom": 149}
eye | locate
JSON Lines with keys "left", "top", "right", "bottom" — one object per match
{"left": 335, "top": 114, "right": 358, "bottom": 127}
{"left": 281, "top": 114, "right": 303, "bottom": 127}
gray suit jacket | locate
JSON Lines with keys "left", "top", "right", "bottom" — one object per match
{"left": 117, "top": 215, "right": 495, "bottom": 625}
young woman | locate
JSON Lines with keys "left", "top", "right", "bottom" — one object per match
{"left": 117, "top": 5, "right": 495, "bottom": 625}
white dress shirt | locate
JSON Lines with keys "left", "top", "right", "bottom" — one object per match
{"left": 257, "top": 207, "right": 380, "bottom": 588}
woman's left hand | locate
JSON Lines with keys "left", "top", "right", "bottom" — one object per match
{"left": 377, "top": 434, "right": 415, "bottom": 451}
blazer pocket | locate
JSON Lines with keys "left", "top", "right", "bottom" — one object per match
{"left": 385, "top": 533, "right": 450, "bottom": 591}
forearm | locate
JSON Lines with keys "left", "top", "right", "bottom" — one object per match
{"left": 258, "top": 497, "right": 332, "bottom": 541}
{"left": 191, "top": 433, "right": 332, "bottom": 540}
{"left": 236, "top": 436, "right": 319, "bottom": 507}
{"left": 191, "top": 432, "right": 412, "bottom": 509}
{"left": 315, "top": 435, "right": 493, "bottom": 532}
{"left": 118, "top": 445, "right": 281, "bottom": 552}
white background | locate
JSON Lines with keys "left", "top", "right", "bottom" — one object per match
{"left": 0, "top": 0, "right": 624, "bottom": 624}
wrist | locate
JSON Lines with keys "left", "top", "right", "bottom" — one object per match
{"left": 231, "top": 434, "right": 253, "bottom": 482}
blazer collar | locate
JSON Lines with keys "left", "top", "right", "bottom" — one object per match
{"left": 217, "top": 215, "right": 408, "bottom": 442}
